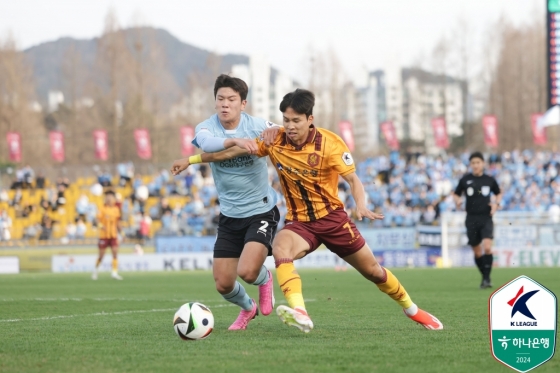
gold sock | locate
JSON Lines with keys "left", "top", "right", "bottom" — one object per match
{"left": 375, "top": 267, "right": 413, "bottom": 309}
{"left": 275, "top": 260, "right": 306, "bottom": 311}
{"left": 112, "top": 258, "right": 118, "bottom": 272}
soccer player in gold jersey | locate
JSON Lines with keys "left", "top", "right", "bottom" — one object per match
{"left": 177, "top": 89, "right": 443, "bottom": 333}
{"left": 92, "top": 190, "right": 122, "bottom": 280}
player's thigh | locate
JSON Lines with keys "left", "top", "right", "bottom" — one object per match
{"left": 481, "top": 238, "right": 493, "bottom": 254}
{"left": 237, "top": 241, "right": 268, "bottom": 283}
{"left": 213, "top": 217, "right": 246, "bottom": 260}
{"left": 342, "top": 244, "right": 384, "bottom": 281}
{"left": 272, "top": 228, "right": 313, "bottom": 260}
{"left": 212, "top": 258, "right": 239, "bottom": 294}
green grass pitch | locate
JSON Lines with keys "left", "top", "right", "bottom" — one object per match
{"left": 0, "top": 268, "right": 558, "bottom": 373}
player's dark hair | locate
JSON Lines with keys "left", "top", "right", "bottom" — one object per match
{"left": 279, "top": 89, "right": 315, "bottom": 118}
{"left": 469, "top": 151, "right": 484, "bottom": 162}
{"left": 104, "top": 190, "right": 116, "bottom": 197}
{"left": 214, "top": 74, "right": 248, "bottom": 101}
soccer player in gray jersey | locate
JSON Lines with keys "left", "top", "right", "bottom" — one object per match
{"left": 171, "top": 75, "right": 281, "bottom": 330}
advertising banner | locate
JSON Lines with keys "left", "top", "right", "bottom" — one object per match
{"left": 49, "top": 131, "right": 65, "bottom": 162}
{"left": 6, "top": 132, "right": 21, "bottom": 162}
{"left": 338, "top": 121, "right": 355, "bottom": 152}
{"left": 531, "top": 113, "right": 547, "bottom": 145}
{"left": 380, "top": 121, "right": 399, "bottom": 150}
{"left": 93, "top": 130, "right": 108, "bottom": 160}
{"left": 431, "top": 117, "right": 450, "bottom": 149}
{"left": 134, "top": 129, "right": 152, "bottom": 160}
{"left": 180, "top": 127, "right": 195, "bottom": 156}
{"left": 482, "top": 115, "right": 499, "bottom": 147}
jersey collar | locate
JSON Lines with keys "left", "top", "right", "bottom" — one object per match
{"left": 285, "top": 124, "right": 317, "bottom": 150}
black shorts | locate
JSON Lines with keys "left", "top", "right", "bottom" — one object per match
{"left": 465, "top": 215, "right": 493, "bottom": 247}
{"left": 214, "top": 206, "right": 279, "bottom": 258}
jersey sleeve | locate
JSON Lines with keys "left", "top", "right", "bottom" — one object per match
{"left": 255, "top": 129, "right": 285, "bottom": 157}
{"left": 454, "top": 177, "right": 465, "bottom": 196}
{"left": 328, "top": 137, "right": 356, "bottom": 176}
{"left": 491, "top": 178, "right": 501, "bottom": 195}
{"left": 191, "top": 121, "right": 228, "bottom": 152}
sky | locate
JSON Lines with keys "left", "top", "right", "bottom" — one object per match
{"left": 1, "top": 0, "right": 545, "bottom": 84}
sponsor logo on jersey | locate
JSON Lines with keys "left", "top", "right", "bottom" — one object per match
{"left": 481, "top": 186, "right": 490, "bottom": 196}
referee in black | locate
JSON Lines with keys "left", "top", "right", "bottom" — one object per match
{"left": 453, "top": 152, "right": 501, "bottom": 289}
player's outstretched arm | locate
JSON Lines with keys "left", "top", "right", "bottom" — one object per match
{"left": 170, "top": 146, "right": 249, "bottom": 176}
{"left": 341, "top": 172, "right": 384, "bottom": 221}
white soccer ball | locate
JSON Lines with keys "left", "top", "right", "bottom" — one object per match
{"left": 173, "top": 302, "right": 214, "bottom": 340}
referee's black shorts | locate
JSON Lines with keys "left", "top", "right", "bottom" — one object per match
{"left": 213, "top": 206, "right": 279, "bottom": 258}
{"left": 465, "top": 215, "right": 493, "bottom": 247}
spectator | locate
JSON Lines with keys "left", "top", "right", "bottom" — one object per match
{"left": 66, "top": 219, "right": 77, "bottom": 240}
{"left": 39, "top": 214, "right": 54, "bottom": 241}
{"left": 139, "top": 213, "right": 152, "bottom": 241}
{"left": 36, "top": 173, "right": 46, "bottom": 189}
{"left": 76, "top": 218, "right": 87, "bottom": 239}
{"left": 0, "top": 210, "right": 12, "bottom": 241}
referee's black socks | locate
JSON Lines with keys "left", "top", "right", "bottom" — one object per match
{"left": 474, "top": 256, "right": 485, "bottom": 276}
{"left": 482, "top": 254, "right": 493, "bottom": 280}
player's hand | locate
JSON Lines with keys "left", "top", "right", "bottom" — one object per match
{"left": 262, "top": 126, "right": 281, "bottom": 146}
{"left": 489, "top": 202, "right": 499, "bottom": 216}
{"left": 234, "top": 138, "right": 259, "bottom": 155}
{"left": 170, "top": 158, "right": 190, "bottom": 176}
{"left": 455, "top": 201, "right": 462, "bottom": 211}
{"left": 356, "top": 206, "right": 384, "bottom": 221}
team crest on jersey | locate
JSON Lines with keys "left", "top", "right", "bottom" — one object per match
{"left": 307, "top": 153, "right": 320, "bottom": 167}
{"left": 481, "top": 186, "right": 490, "bottom": 196}
{"left": 342, "top": 152, "right": 354, "bottom": 166}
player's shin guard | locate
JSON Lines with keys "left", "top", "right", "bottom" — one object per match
{"left": 112, "top": 258, "right": 118, "bottom": 272}
{"left": 275, "top": 259, "right": 305, "bottom": 311}
{"left": 374, "top": 267, "right": 413, "bottom": 309}
{"left": 222, "top": 281, "right": 253, "bottom": 311}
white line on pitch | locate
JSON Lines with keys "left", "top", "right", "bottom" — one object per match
{"left": 0, "top": 299, "right": 315, "bottom": 323}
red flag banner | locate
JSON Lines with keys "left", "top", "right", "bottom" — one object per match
{"left": 180, "top": 126, "right": 195, "bottom": 156}
{"left": 134, "top": 129, "right": 152, "bottom": 160}
{"left": 482, "top": 115, "right": 499, "bottom": 147}
{"left": 49, "top": 131, "right": 65, "bottom": 162}
{"left": 337, "top": 121, "right": 355, "bottom": 152}
{"left": 531, "top": 113, "right": 546, "bottom": 145}
{"left": 431, "top": 117, "right": 450, "bottom": 149}
{"left": 93, "top": 130, "right": 108, "bottom": 160}
{"left": 380, "top": 121, "right": 399, "bottom": 150}
{"left": 6, "top": 132, "right": 21, "bottom": 162}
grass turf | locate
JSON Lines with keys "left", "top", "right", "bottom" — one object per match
{"left": 0, "top": 268, "right": 558, "bottom": 373}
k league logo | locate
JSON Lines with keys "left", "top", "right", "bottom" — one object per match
{"left": 489, "top": 276, "right": 557, "bottom": 373}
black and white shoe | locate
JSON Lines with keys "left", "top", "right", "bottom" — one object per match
{"left": 480, "top": 279, "right": 492, "bottom": 289}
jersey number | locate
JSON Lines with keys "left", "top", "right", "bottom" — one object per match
{"left": 258, "top": 221, "right": 269, "bottom": 233}
{"left": 343, "top": 222, "right": 355, "bottom": 238}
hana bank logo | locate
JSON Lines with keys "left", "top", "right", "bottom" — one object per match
{"left": 508, "top": 286, "right": 539, "bottom": 326}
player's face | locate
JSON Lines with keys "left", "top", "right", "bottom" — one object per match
{"left": 215, "top": 87, "right": 246, "bottom": 123}
{"left": 470, "top": 158, "right": 484, "bottom": 175}
{"left": 105, "top": 194, "right": 116, "bottom": 206}
{"left": 282, "top": 107, "right": 314, "bottom": 145}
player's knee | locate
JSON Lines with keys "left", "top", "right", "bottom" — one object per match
{"left": 214, "top": 279, "right": 234, "bottom": 294}
{"left": 368, "top": 263, "right": 385, "bottom": 282}
{"left": 238, "top": 267, "right": 259, "bottom": 284}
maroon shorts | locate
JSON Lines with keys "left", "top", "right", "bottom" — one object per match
{"left": 282, "top": 208, "right": 366, "bottom": 258}
{"left": 98, "top": 238, "right": 118, "bottom": 249}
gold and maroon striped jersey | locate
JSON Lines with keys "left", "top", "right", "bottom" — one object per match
{"left": 256, "top": 125, "right": 355, "bottom": 222}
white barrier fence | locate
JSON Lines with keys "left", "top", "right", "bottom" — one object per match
{"left": 52, "top": 250, "right": 350, "bottom": 273}
{"left": 441, "top": 211, "right": 560, "bottom": 267}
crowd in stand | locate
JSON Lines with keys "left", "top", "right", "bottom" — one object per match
{"left": 1, "top": 149, "right": 560, "bottom": 242}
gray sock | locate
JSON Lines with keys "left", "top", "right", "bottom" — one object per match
{"left": 222, "top": 281, "right": 253, "bottom": 311}
{"left": 252, "top": 266, "right": 270, "bottom": 286}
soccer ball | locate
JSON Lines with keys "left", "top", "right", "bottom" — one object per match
{"left": 173, "top": 302, "right": 214, "bottom": 340}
